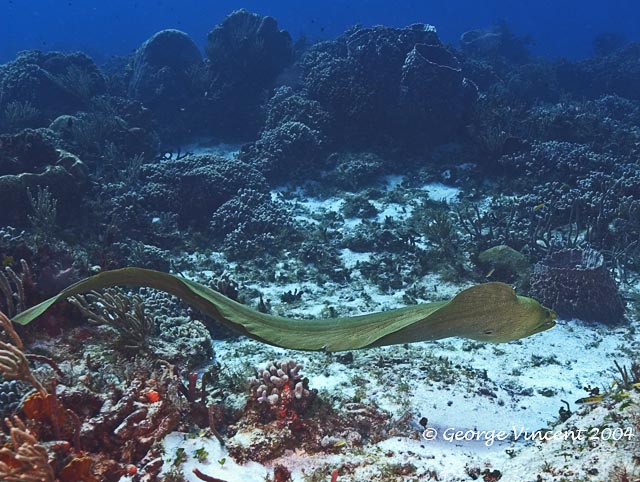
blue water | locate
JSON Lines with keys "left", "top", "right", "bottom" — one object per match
{"left": 2, "top": 0, "right": 640, "bottom": 63}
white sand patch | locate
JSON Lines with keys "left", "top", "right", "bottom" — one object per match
{"left": 339, "top": 248, "right": 372, "bottom": 269}
{"left": 178, "top": 141, "right": 242, "bottom": 159}
{"left": 160, "top": 431, "right": 269, "bottom": 481}
{"left": 371, "top": 200, "right": 413, "bottom": 222}
{"left": 420, "top": 182, "right": 461, "bottom": 203}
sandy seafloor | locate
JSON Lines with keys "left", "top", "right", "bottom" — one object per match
{"left": 116, "top": 145, "right": 639, "bottom": 482}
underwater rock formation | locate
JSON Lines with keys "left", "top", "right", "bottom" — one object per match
{"left": 210, "top": 188, "right": 299, "bottom": 260}
{"left": 264, "top": 86, "right": 333, "bottom": 135}
{"left": 477, "top": 244, "right": 531, "bottom": 288}
{"left": 238, "top": 86, "right": 332, "bottom": 184}
{"left": 0, "top": 129, "right": 88, "bottom": 226}
{"left": 557, "top": 43, "right": 640, "bottom": 101}
{"left": 128, "top": 29, "right": 204, "bottom": 141}
{"left": 323, "top": 151, "right": 386, "bottom": 191}
{"left": 400, "top": 43, "right": 477, "bottom": 146}
{"left": 239, "top": 120, "right": 327, "bottom": 183}
{"left": 205, "top": 9, "right": 293, "bottom": 139}
{"left": 49, "top": 110, "right": 158, "bottom": 166}
{"left": 300, "top": 23, "right": 476, "bottom": 151}
{"left": 206, "top": 9, "right": 293, "bottom": 85}
{"left": 139, "top": 154, "right": 267, "bottom": 228}
{"left": 529, "top": 248, "right": 625, "bottom": 324}
{"left": 0, "top": 50, "right": 106, "bottom": 126}
{"left": 0, "top": 128, "right": 59, "bottom": 174}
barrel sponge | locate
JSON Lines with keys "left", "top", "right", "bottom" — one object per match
{"left": 529, "top": 248, "right": 625, "bottom": 324}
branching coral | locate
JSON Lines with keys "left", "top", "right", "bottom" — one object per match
{"left": 68, "top": 288, "right": 156, "bottom": 349}
{"left": 26, "top": 186, "right": 58, "bottom": 242}
{"left": 0, "top": 416, "right": 55, "bottom": 482}
{"left": 0, "top": 259, "right": 31, "bottom": 317}
{"left": 250, "top": 360, "right": 311, "bottom": 410}
{"left": 0, "top": 310, "right": 47, "bottom": 396}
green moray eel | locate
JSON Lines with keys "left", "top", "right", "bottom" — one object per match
{"left": 12, "top": 267, "right": 556, "bottom": 352}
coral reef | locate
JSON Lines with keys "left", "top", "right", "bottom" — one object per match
{"left": 557, "top": 43, "right": 640, "bottom": 100}
{"left": 0, "top": 50, "right": 106, "bottom": 125}
{"left": 0, "top": 301, "right": 221, "bottom": 481}
{"left": 264, "top": 86, "right": 333, "bottom": 134}
{"left": 249, "top": 360, "right": 312, "bottom": 415}
{"left": 1, "top": 8, "right": 640, "bottom": 481}
{"left": 0, "top": 129, "right": 88, "bottom": 227}
{"left": 128, "top": 29, "right": 204, "bottom": 141}
{"left": 218, "top": 359, "right": 315, "bottom": 463}
{"left": 210, "top": 188, "right": 300, "bottom": 260}
{"left": 323, "top": 152, "right": 386, "bottom": 191}
{"left": 301, "top": 23, "right": 476, "bottom": 150}
{"left": 204, "top": 9, "right": 293, "bottom": 138}
{"left": 239, "top": 120, "right": 327, "bottom": 183}
{"left": 226, "top": 358, "right": 389, "bottom": 465}
{"left": 498, "top": 141, "right": 618, "bottom": 187}
{"left": 139, "top": 154, "right": 266, "bottom": 228}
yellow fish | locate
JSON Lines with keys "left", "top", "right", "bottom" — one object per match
{"left": 575, "top": 395, "right": 604, "bottom": 405}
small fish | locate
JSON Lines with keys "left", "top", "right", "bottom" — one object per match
{"left": 485, "top": 268, "right": 495, "bottom": 278}
{"left": 575, "top": 395, "right": 604, "bottom": 405}
{"left": 533, "top": 203, "right": 545, "bottom": 211}
{"left": 333, "top": 439, "right": 347, "bottom": 448}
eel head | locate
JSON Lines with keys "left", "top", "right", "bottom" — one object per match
{"left": 469, "top": 294, "right": 557, "bottom": 343}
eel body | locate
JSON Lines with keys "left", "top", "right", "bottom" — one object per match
{"left": 12, "top": 268, "right": 556, "bottom": 352}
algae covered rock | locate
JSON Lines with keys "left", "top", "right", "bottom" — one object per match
{"left": 477, "top": 245, "right": 531, "bottom": 287}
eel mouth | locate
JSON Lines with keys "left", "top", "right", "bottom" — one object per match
{"left": 530, "top": 309, "right": 557, "bottom": 335}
